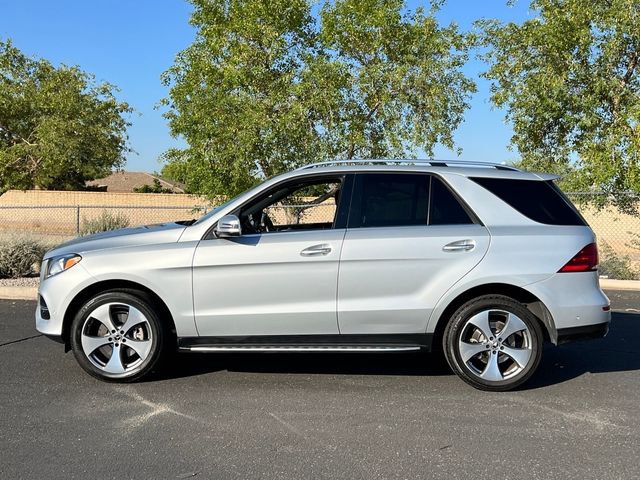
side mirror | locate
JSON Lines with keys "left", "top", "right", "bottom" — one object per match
{"left": 215, "top": 214, "right": 241, "bottom": 237}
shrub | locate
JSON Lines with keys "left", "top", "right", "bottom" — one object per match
{"left": 0, "top": 236, "right": 47, "bottom": 278}
{"left": 133, "top": 178, "right": 175, "bottom": 193}
{"left": 80, "top": 210, "right": 130, "bottom": 236}
{"left": 598, "top": 242, "right": 639, "bottom": 280}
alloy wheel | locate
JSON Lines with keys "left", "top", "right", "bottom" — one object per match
{"left": 80, "top": 302, "right": 153, "bottom": 376}
{"left": 457, "top": 309, "right": 533, "bottom": 382}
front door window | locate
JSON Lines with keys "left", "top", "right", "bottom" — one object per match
{"left": 239, "top": 178, "right": 342, "bottom": 234}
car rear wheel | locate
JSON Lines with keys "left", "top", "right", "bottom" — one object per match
{"left": 70, "top": 290, "right": 166, "bottom": 382}
{"left": 443, "top": 294, "right": 543, "bottom": 391}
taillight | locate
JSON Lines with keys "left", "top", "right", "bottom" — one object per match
{"left": 558, "top": 242, "right": 598, "bottom": 273}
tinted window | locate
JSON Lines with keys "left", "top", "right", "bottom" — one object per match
{"left": 471, "top": 177, "right": 586, "bottom": 226}
{"left": 350, "top": 174, "right": 429, "bottom": 227}
{"left": 429, "top": 177, "right": 473, "bottom": 225}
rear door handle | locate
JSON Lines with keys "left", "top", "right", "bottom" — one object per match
{"left": 300, "top": 244, "right": 332, "bottom": 256}
{"left": 443, "top": 239, "right": 476, "bottom": 252}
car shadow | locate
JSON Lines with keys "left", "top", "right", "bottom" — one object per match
{"left": 151, "top": 312, "right": 640, "bottom": 388}
{"left": 523, "top": 311, "right": 640, "bottom": 389}
{"left": 154, "top": 350, "right": 453, "bottom": 381}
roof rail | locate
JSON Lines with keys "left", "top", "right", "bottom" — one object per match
{"left": 297, "top": 159, "right": 520, "bottom": 172}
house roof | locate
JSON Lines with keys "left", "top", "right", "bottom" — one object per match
{"left": 86, "top": 171, "right": 185, "bottom": 193}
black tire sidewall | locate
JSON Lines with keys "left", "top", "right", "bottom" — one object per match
{"left": 443, "top": 295, "right": 543, "bottom": 391}
{"left": 70, "top": 291, "right": 165, "bottom": 382}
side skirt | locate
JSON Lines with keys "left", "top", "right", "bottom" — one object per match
{"left": 178, "top": 334, "right": 433, "bottom": 353}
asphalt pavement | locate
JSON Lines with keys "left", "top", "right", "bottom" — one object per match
{"left": 1, "top": 290, "right": 639, "bottom": 479}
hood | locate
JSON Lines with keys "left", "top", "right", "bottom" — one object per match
{"left": 45, "top": 222, "right": 187, "bottom": 259}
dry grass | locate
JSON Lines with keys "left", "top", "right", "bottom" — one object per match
{"left": 579, "top": 207, "right": 640, "bottom": 272}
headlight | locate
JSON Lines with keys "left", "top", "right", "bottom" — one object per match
{"left": 46, "top": 254, "right": 82, "bottom": 278}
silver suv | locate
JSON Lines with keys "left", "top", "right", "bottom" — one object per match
{"left": 36, "top": 160, "right": 611, "bottom": 391}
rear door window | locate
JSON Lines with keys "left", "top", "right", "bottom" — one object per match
{"left": 349, "top": 173, "right": 429, "bottom": 228}
{"left": 470, "top": 177, "right": 586, "bottom": 226}
{"left": 348, "top": 173, "right": 475, "bottom": 228}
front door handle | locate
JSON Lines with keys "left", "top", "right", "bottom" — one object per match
{"left": 443, "top": 239, "right": 476, "bottom": 252}
{"left": 300, "top": 244, "right": 332, "bottom": 256}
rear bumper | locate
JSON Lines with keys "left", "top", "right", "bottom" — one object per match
{"left": 556, "top": 322, "right": 609, "bottom": 344}
{"left": 526, "top": 271, "right": 611, "bottom": 332}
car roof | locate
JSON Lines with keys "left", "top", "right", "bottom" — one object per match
{"left": 280, "top": 163, "right": 559, "bottom": 182}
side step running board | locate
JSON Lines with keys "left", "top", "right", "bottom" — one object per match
{"left": 177, "top": 334, "right": 433, "bottom": 352}
{"left": 181, "top": 345, "right": 422, "bottom": 353}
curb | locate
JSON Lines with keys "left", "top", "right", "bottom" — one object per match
{"left": 0, "top": 286, "right": 38, "bottom": 300}
{"left": 599, "top": 278, "right": 640, "bottom": 291}
{"left": 0, "top": 278, "right": 638, "bottom": 301}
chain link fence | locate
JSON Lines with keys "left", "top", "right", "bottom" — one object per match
{"left": 0, "top": 193, "right": 638, "bottom": 279}
{"left": 0, "top": 205, "right": 209, "bottom": 239}
{"left": 0, "top": 198, "right": 339, "bottom": 238}
{"left": 565, "top": 193, "right": 640, "bottom": 280}
{"left": 265, "top": 202, "right": 336, "bottom": 227}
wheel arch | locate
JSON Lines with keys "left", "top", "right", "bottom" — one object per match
{"left": 61, "top": 279, "right": 177, "bottom": 351}
{"left": 431, "top": 283, "right": 557, "bottom": 352}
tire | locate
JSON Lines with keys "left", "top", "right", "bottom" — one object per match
{"left": 443, "top": 294, "right": 543, "bottom": 392}
{"left": 70, "top": 290, "right": 166, "bottom": 382}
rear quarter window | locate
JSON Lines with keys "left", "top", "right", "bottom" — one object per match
{"left": 470, "top": 177, "right": 586, "bottom": 226}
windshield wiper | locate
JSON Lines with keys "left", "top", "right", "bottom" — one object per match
{"left": 175, "top": 219, "right": 197, "bottom": 226}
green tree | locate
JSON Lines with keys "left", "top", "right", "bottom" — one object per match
{"left": 161, "top": 0, "right": 475, "bottom": 198}
{"left": 133, "top": 178, "right": 176, "bottom": 193}
{"left": 479, "top": 0, "right": 640, "bottom": 206}
{"left": 0, "top": 39, "right": 132, "bottom": 192}
{"left": 316, "top": 0, "right": 475, "bottom": 160}
{"left": 161, "top": 0, "right": 321, "bottom": 197}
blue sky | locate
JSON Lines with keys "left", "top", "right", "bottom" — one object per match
{"left": 1, "top": 0, "right": 532, "bottom": 172}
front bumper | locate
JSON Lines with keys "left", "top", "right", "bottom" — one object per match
{"left": 35, "top": 262, "right": 94, "bottom": 339}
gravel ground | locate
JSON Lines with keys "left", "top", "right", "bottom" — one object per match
{"left": 0, "top": 276, "right": 40, "bottom": 287}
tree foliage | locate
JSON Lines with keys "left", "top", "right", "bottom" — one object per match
{"left": 133, "top": 178, "right": 176, "bottom": 193}
{"left": 0, "top": 39, "right": 132, "bottom": 192}
{"left": 161, "top": 0, "right": 320, "bottom": 196}
{"left": 161, "top": 0, "right": 475, "bottom": 197}
{"left": 479, "top": 0, "right": 640, "bottom": 203}
{"left": 317, "top": 0, "right": 475, "bottom": 160}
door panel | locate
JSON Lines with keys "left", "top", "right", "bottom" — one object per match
{"left": 193, "top": 230, "right": 345, "bottom": 336}
{"left": 337, "top": 224, "right": 490, "bottom": 334}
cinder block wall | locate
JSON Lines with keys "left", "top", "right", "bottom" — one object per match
{"left": 0, "top": 190, "right": 209, "bottom": 207}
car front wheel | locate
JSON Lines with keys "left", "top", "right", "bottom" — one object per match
{"left": 443, "top": 294, "right": 543, "bottom": 391}
{"left": 70, "top": 290, "right": 166, "bottom": 382}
